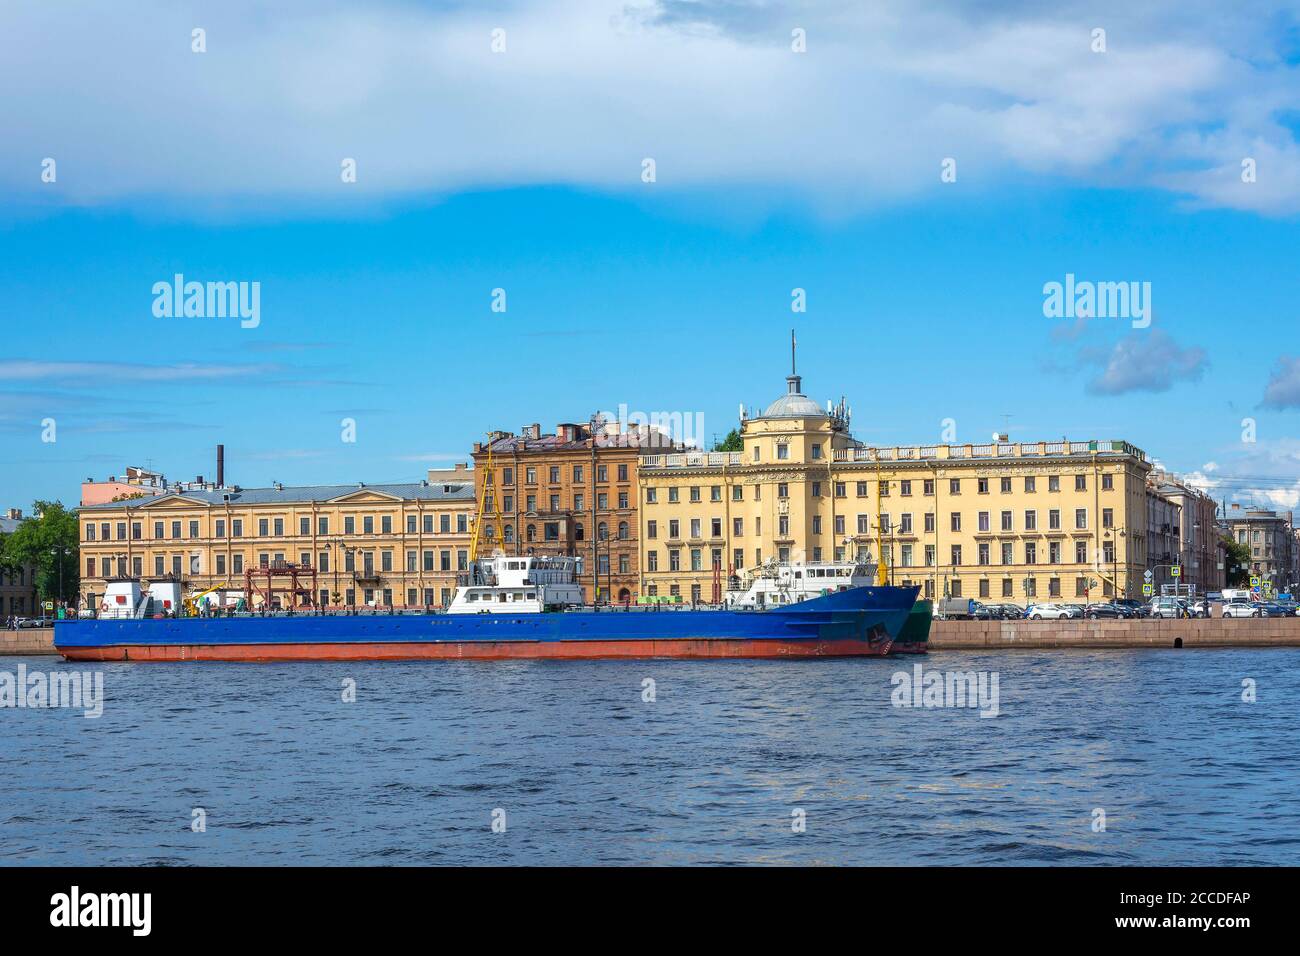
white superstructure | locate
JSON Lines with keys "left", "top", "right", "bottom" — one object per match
{"left": 446, "top": 554, "right": 585, "bottom": 614}
{"left": 723, "top": 560, "right": 876, "bottom": 608}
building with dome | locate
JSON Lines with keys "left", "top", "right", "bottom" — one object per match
{"left": 637, "top": 349, "right": 1156, "bottom": 605}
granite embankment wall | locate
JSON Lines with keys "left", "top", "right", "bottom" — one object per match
{"left": 1, "top": 629, "right": 55, "bottom": 655}
{"left": 930, "top": 618, "right": 1300, "bottom": 649}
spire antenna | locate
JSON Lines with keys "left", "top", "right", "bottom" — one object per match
{"left": 791, "top": 328, "right": 797, "bottom": 376}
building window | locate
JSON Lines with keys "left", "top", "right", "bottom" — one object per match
{"left": 1049, "top": 475, "right": 1060, "bottom": 492}
{"left": 1102, "top": 473, "right": 1114, "bottom": 490}
{"left": 951, "top": 545, "right": 962, "bottom": 566}
{"left": 949, "top": 479, "right": 960, "bottom": 495}
{"left": 978, "top": 478, "right": 989, "bottom": 494}
{"left": 1075, "top": 509, "right": 1088, "bottom": 529}
{"left": 1075, "top": 475, "right": 1087, "bottom": 491}
{"left": 950, "top": 512, "right": 961, "bottom": 532}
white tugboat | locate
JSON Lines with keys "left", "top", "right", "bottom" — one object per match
{"left": 446, "top": 553, "right": 586, "bottom": 614}
{"left": 723, "top": 559, "right": 879, "bottom": 608}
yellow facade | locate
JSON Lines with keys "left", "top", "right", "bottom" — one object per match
{"left": 638, "top": 373, "right": 1152, "bottom": 604}
{"left": 77, "top": 481, "right": 476, "bottom": 610}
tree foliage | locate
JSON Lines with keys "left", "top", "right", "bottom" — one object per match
{"left": 713, "top": 429, "right": 743, "bottom": 452}
{"left": 0, "top": 501, "right": 80, "bottom": 604}
{"left": 1221, "top": 535, "right": 1251, "bottom": 587}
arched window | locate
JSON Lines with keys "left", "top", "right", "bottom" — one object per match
{"left": 503, "top": 524, "right": 514, "bottom": 543}
{"left": 598, "top": 522, "right": 608, "bottom": 541}
{"left": 618, "top": 521, "right": 629, "bottom": 540}
{"left": 485, "top": 524, "right": 495, "bottom": 540}
{"left": 574, "top": 523, "right": 584, "bottom": 541}
{"left": 526, "top": 524, "right": 536, "bottom": 542}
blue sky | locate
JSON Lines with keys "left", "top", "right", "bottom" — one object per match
{"left": 2, "top": 0, "right": 1299, "bottom": 510}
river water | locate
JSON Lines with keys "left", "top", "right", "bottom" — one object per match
{"left": 2, "top": 649, "right": 1296, "bottom": 865}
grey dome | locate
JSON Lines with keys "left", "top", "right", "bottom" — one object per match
{"left": 763, "top": 375, "right": 827, "bottom": 418}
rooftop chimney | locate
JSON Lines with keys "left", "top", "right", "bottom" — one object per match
{"left": 216, "top": 444, "right": 225, "bottom": 488}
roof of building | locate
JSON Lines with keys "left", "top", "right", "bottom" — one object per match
{"left": 762, "top": 374, "right": 827, "bottom": 419}
{"left": 78, "top": 481, "right": 476, "bottom": 511}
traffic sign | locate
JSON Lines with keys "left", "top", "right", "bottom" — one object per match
{"left": 41, "top": 601, "right": 53, "bottom": 611}
{"left": 1143, "top": 569, "right": 1153, "bottom": 582}
{"left": 1250, "top": 576, "right": 1261, "bottom": 587}
{"left": 1171, "top": 565, "right": 1181, "bottom": 578}
{"left": 1141, "top": 584, "right": 1153, "bottom": 596}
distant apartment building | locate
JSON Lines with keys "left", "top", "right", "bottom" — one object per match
{"left": 0, "top": 508, "right": 39, "bottom": 618}
{"left": 1223, "top": 504, "right": 1296, "bottom": 593}
{"left": 77, "top": 480, "right": 475, "bottom": 611}
{"left": 638, "top": 364, "right": 1154, "bottom": 604}
{"left": 1145, "top": 486, "right": 1181, "bottom": 592}
{"left": 1147, "top": 469, "right": 1224, "bottom": 594}
{"left": 471, "top": 419, "right": 676, "bottom": 604}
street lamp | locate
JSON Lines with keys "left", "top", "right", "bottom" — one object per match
{"left": 1104, "top": 526, "right": 1127, "bottom": 599}
{"left": 48, "top": 546, "right": 69, "bottom": 619}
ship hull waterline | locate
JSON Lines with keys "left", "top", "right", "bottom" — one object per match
{"left": 59, "top": 636, "right": 894, "bottom": 662}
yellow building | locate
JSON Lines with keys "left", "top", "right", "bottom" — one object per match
{"left": 638, "top": 368, "right": 1152, "bottom": 605}
{"left": 77, "top": 480, "right": 476, "bottom": 611}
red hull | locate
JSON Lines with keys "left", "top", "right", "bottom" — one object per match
{"left": 60, "top": 637, "right": 894, "bottom": 662}
{"left": 890, "top": 643, "right": 929, "bottom": 654}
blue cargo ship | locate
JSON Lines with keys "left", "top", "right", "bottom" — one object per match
{"left": 56, "top": 555, "right": 920, "bottom": 661}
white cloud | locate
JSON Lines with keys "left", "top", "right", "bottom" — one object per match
{"left": 2, "top": 0, "right": 1297, "bottom": 217}
{"left": 1262, "top": 356, "right": 1300, "bottom": 408}
{"left": 0, "top": 360, "right": 278, "bottom": 383}
{"left": 1083, "top": 330, "right": 1208, "bottom": 395}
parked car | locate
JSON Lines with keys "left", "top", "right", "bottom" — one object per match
{"left": 1187, "top": 599, "right": 1211, "bottom": 618}
{"left": 1113, "top": 598, "right": 1149, "bottom": 618}
{"left": 1223, "top": 601, "right": 1261, "bottom": 618}
{"left": 994, "top": 603, "right": 1026, "bottom": 620}
{"left": 1149, "top": 596, "right": 1190, "bottom": 619}
{"left": 1256, "top": 601, "right": 1291, "bottom": 618}
{"left": 1026, "top": 603, "right": 1083, "bottom": 620}
{"left": 971, "top": 602, "right": 1001, "bottom": 620}
{"left": 1083, "top": 602, "right": 1124, "bottom": 619}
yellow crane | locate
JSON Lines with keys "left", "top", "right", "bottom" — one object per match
{"left": 183, "top": 584, "right": 228, "bottom": 616}
{"left": 468, "top": 434, "right": 506, "bottom": 565}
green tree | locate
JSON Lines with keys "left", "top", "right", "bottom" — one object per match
{"left": 0, "top": 501, "right": 80, "bottom": 607}
{"left": 713, "top": 429, "right": 743, "bottom": 452}
{"left": 1221, "top": 535, "right": 1251, "bottom": 587}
